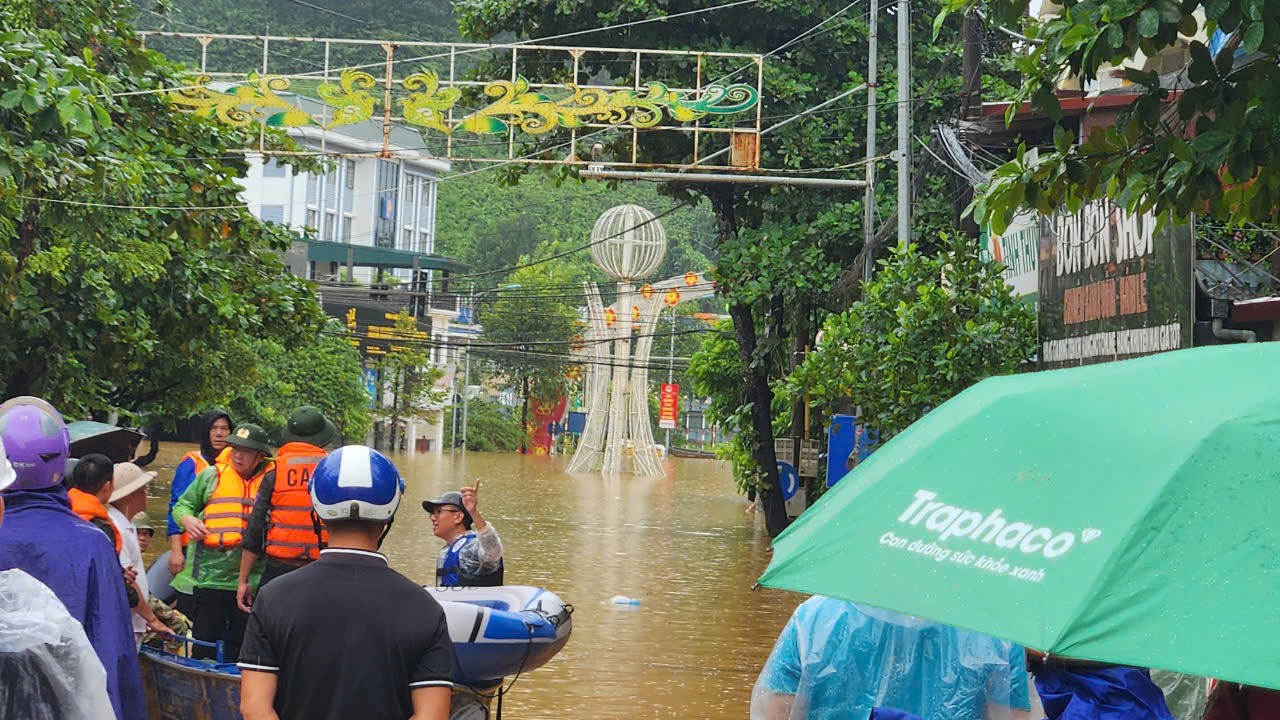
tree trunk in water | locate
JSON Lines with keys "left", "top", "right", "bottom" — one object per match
{"left": 519, "top": 374, "right": 530, "bottom": 454}
{"left": 729, "top": 302, "right": 789, "bottom": 537}
{"left": 709, "top": 190, "right": 790, "bottom": 538}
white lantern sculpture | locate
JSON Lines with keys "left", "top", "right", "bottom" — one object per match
{"left": 568, "top": 205, "right": 714, "bottom": 476}
{"left": 588, "top": 204, "right": 668, "bottom": 281}
{"left": 568, "top": 205, "right": 668, "bottom": 476}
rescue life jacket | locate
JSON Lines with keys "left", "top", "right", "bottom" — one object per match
{"left": 201, "top": 461, "right": 270, "bottom": 549}
{"left": 176, "top": 446, "right": 232, "bottom": 546}
{"left": 181, "top": 445, "right": 232, "bottom": 477}
{"left": 436, "top": 532, "right": 504, "bottom": 587}
{"left": 264, "top": 442, "right": 329, "bottom": 562}
{"left": 69, "top": 488, "right": 123, "bottom": 554}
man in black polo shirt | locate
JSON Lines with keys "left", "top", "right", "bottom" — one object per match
{"left": 238, "top": 446, "right": 453, "bottom": 720}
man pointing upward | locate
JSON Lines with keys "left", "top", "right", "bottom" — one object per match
{"left": 422, "top": 480, "right": 504, "bottom": 587}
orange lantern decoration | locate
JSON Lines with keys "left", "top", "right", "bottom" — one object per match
{"left": 604, "top": 308, "right": 617, "bottom": 326}
{"left": 632, "top": 305, "right": 641, "bottom": 322}
{"left": 664, "top": 288, "right": 681, "bottom": 306}
{"left": 640, "top": 283, "right": 655, "bottom": 300}
{"left": 569, "top": 334, "right": 585, "bottom": 351}
{"left": 684, "top": 271, "right": 699, "bottom": 286}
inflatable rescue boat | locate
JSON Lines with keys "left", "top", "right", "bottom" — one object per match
{"left": 143, "top": 555, "right": 571, "bottom": 717}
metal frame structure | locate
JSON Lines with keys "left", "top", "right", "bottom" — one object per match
{"left": 141, "top": 32, "right": 765, "bottom": 170}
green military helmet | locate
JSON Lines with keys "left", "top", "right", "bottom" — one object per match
{"left": 225, "top": 423, "right": 273, "bottom": 454}
{"left": 131, "top": 511, "right": 154, "bottom": 534}
{"left": 280, "top": 405, "right": 338, "bottom": 448}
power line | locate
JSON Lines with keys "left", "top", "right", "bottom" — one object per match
{"left": 142, "top": 10, "right": 330, "bottom": 74}
{"left": 322, "top": 321, "right": 719, "bottom": 352}
{"left": 472, "top": 327, "right": 717, "bottom": 349}
{"left": 322, "top": 328, "right": 695, "bottom": 371}
{"left": 443, "top": 200, "right": 695, "bottom": 280}
{"left": 758, "top": 90, "right": 968, "bottom": 121}
{"left": 8, "top": 194, "right": 249, "bottom": 211}
{"left": 313, "top": 279, "right": 718, "bottom": 300}
{"left": 281, "top": 0, "right": 415, "bottom": 38}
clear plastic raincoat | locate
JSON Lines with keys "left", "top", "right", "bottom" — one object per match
{"left": 0, "top": 570, "right": 114, "bottom": 720}
{"left": 751, "top": 597, "right": 1029, "bottom": 720}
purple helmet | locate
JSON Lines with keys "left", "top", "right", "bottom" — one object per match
{"left": 0, "top": 397, "right": 70, "bottom": 491}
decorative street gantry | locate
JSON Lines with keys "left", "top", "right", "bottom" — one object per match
{"left": 567, "top": 205, "right": 714, "bottom": 477}
{"left": 167, "top": 70, "right": 758, "bottom": 137}
{"left": 141, "top": 33, "right": 765, "bottom": 170}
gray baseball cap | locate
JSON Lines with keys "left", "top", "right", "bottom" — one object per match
{"left": 422, "top": 491, "right": 472, "bottom": 526}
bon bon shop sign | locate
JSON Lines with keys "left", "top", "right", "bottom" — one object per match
{"left": 1037, "top": 202, "right": 1193, "bottom": 369}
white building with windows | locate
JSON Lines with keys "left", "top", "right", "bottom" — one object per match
{"left": 238, "top": 96, "right": 449, "bottom": 284}
{"left": 238, "top": 94, "right": 465, "bottom": 454}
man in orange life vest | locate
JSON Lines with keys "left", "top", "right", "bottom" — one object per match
{"left": 236, "top": 406, "right": 337, "bottom": 613}
{"left": 172, "top": 423, "right": 273, "bottom": 661}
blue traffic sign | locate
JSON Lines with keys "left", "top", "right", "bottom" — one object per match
{"left": 777, "top": 461, "right": 800, "bottom": 501}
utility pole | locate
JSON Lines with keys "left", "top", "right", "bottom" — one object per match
{"left": 958, "top": 10, "right": 985, "bottom": 238}
{"left": 460, "top": 284, "right": 475, "bottom": 453}
{"left": 897, "top": 0, "right": 912, "bottom": 251}
{"left": 448, "top": 365, "right": 458, "bottom": 456}
{"left": 864, "top": 0, "right": 879, "bottom": 280}
{"left": 460, "top": 337, "right": 471, "bottom": 452}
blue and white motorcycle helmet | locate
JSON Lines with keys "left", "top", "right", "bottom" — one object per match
{"left": 310, "top": 445, "right": 405, "bottom": 522}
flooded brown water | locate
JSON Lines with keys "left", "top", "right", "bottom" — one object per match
{"left": 144, "top": 445, "right": 801, "bottom": 719}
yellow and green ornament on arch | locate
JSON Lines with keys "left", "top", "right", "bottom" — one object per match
{"left": 167, "top": 69, "right": 760, "bottom": 136}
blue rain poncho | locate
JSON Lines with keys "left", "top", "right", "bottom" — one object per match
{"left": 0, "top": 487, "right": 147, "bottom": 720}
{"left": 751, "top": 597, "right": 1029, "bottom": 720}
{"left": 1033, "top": 663, "right": 1175, "bottom": 720}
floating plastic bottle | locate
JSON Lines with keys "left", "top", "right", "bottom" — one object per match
{"left": 609, "top": 595, "right": 641, "bottom": 606}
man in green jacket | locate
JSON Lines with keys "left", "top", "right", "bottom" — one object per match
{"left": 172, "top": 423, "right": 273, "bottom": 661}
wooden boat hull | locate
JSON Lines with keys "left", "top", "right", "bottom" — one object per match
{"left": 140, "top": 649, "right": 241, "bottom": 720}
{"left": 670, "top": 446, "right": 718, "bottom": 459}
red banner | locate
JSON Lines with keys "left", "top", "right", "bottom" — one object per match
{"left": 659, "top": 383, "right": 680, "bottom": 430}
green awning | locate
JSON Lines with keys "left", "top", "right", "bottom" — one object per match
{"left": 305, "top": 240, "right": 468, "bottom": 273}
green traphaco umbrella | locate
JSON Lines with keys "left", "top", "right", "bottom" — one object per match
{"left": 760, "top": 342, "right": 1280, "bottom": 690}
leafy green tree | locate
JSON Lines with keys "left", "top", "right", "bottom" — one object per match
{"left": 229, "top": 326, "right": 373, "bottom": 442}
{"left": 445, "top": 397, "right": 527, "bottom": 452}
{"left": 373, "top": 310, "right": 445, "bottom": 452}
{"left": 687, "top": 320, "right": 758, "bottom": 487}
{"left": 0, "top": 0, "right": 336, "bottom": 426}
{"left": 791, "top": 235, "right": 1036, "bottom": 440}
{"left": 479, "top": 258, "right": 581, "bottom": 452}
{"left": 955, "top": 0, "right": 1280, "bottom": 229}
